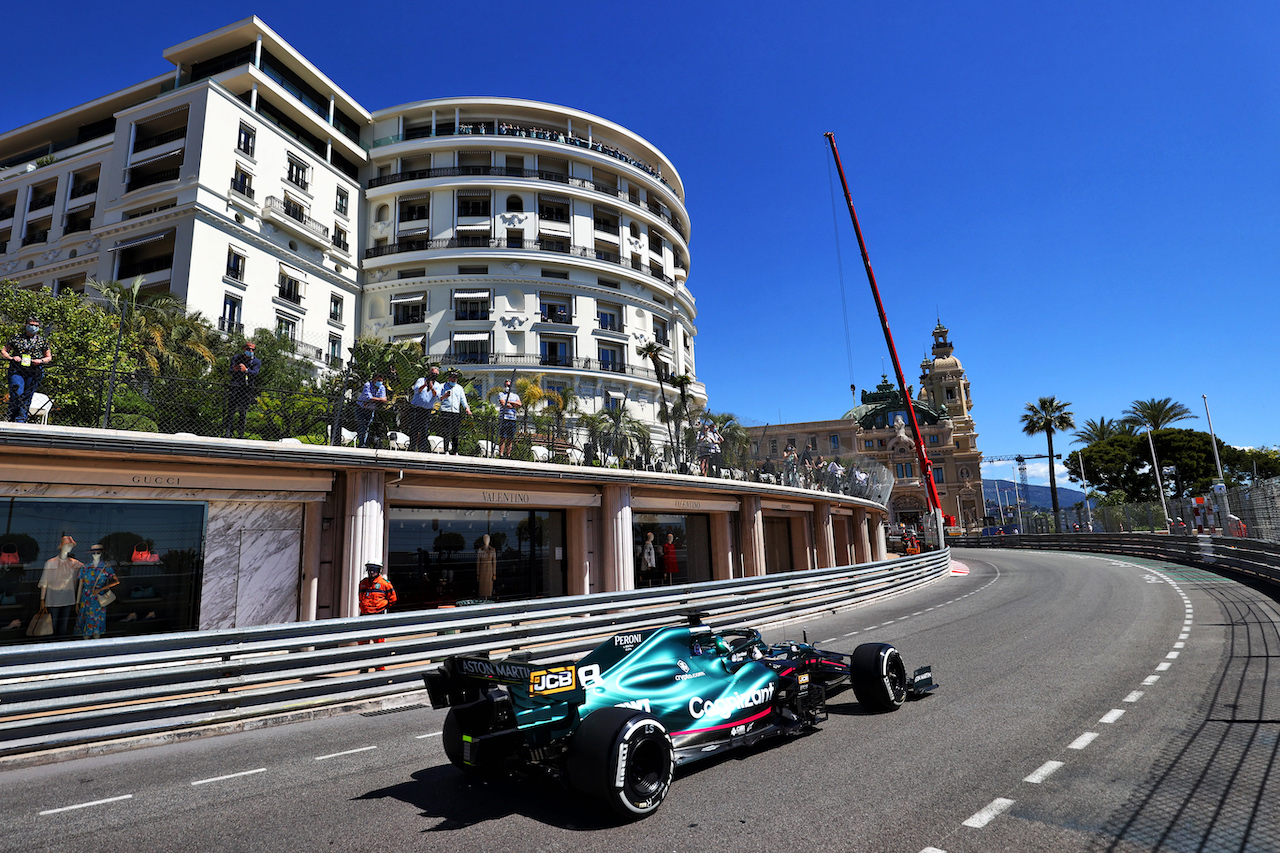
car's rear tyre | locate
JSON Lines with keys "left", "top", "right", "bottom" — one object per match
{"left": 850, "top": 642, "right": 907, "bottom": 712}
{"left": 568, "top": 707, "right": 675, "bottom": 818}
{"left": 442, "top": 699, "right": 501, "bottom": 778}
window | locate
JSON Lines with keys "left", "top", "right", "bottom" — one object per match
{"left": 770, "top": 439, "right": 778, "bottom": 455}
{"left": 394, "top": 301, "right": 426, "bottom": 325}
{"left": 225, "top": 248, "right": 245, "bottom": 281}
{"left": 277, "top": 270, "right": 303, "bottom": 305}
{"left": 649, "top": 230, "right": 664, "bottom": 254}
{"left": 540, "top": 337, "right": 572, "bottom": 366}
{"left": 598, "top": 278, "right": 620, "bottom": 289}
{"left": 286, "top": 156, "right": 308, "bottom": 191}
{"left": 878, "top": 439, "right": 886, "bottom": 447}
{"left": 231, "top": 167, "right": 253, "bottom": 199}
{"left": 864, "top": 439, "right": 874, "bottom": 449}
{"left": 683, "top": 332, "right": 691, "bottom": 352}
{"left": 829, "top": 435, "right": 840, "bottom": 452}
{"left": 327, "top": 335, "right": 343, "bottom": 368}
{"left": 401, "top": 201, "right": 429, "bottom": 222}
{"left": 752, "top": 442, "right": 759, "bottom": 455}
{"left": 895, "top": 463, "right": 914, "bottom": 479}
{"left": 458, "top": 194, "right": 490, "bottom": 217}
{"left": 597, "top": 304, "right": 622, "bottom": 332}
{"left": 605, "top": 395, "right": 621, "bottom": 412}
{"left": 237, "top": 124, "right": 256, "bottom": 157}
{"left": 652, "top": 319, "right": 669, "bottom": 346}
{"left": 452, "top": 337, "right": 490, "bottom": 363}
{"left": 458, "top": 265, "right": 488, "bottom": 274}
{"left": 276, "top": 314, "right": 298, "bottom": 341}
{"left": 329, "top": 293, "right": 343, "bottom": 322}
{"left": 946, "top": 387, "right": 956, "bottom": 400}
{"left": 598, "top": 345, "right": 623, "bottom": 373}
{"left": 506, "top": 194, "right": 523, "bottom": 212}
{"left": 540, "top": 269, "right": 569, "bottom": 280}
{"left": 335, "top": 187, "right": 349, "bottom": 215}
{"left": 454, "top": 292, "right": 489, "bottom": 321}
{"left": 934, "top": 468, "right": 945, "bottom": 484}
{"left": 398, "top": 269, "right": 426, "bottom": 279}
{"left": 220, "top": 293, "right": 242, "bottom": 334}
{"left": 540, "top": 296, "right": 571, "bottom": 324}
{"left": 928, "top": 434, "right": 939, "bottom": 444}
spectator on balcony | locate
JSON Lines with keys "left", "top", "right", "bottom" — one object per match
{"left": 496, "top": 379, "right": 522, "bottom": 457}
{"left": 223, "top": 341, "right": 261, "bottom": 439}
{"left": 355, "top": 372, "right": 388, "bottom": 448}
{"left": 409, "top": 367, "right": 442, "bottom": 452}
{"left": 437, "top": 370, "right": 471, "bottom": 455}
{"left": 3, "top": 317, "right": 51, "bottom": 424}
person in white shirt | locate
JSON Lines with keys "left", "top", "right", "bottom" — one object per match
{"left": 437, "top": 370, "right": 472, "bottom": 454}
{"left": 409, "top": 366, "right": 442, "bottom": 452}
{"left": 496, "top": 379, "right": 522, "bottom": 457}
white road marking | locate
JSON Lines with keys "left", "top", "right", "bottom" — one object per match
{"left": 963, "top": 798, "right": 1015, "bottom": 828}
{"left": 1100, "top": 709, "right": 1126, "bottom": 724}
{"left": 40, "top": 794, "right": 133, "bottom": 815}
{"left": 1174, "top": 642, "right": 1185, "bottom": 649}
{"left": 191, "top": 768, "right": 267, "bottom": 786}
{"left": 1157, "top": 662, "right": 1172, "bottom": 671}
{"left": 415, "top": 732, "right": 442, "bottom": 739}
{"left": 1024, "top": 760, "right": 1064, "bottom": 784}
{"left": 920, "top": 848, "right": 948, "bottom": 853}
{"left": 1069, "top": 732, "right": 1099, "bottom": 750}
{"left": 913, "top": 611, "right": 924, "bottom": 616}
{"left": 316, "top": 746, "right": 378, "bottom": 761}
{"left": 822, "top": 638, "right": 838, "bottom": 644}
{"left": 1166, "top": 651, "right": 1180, "bottom": 659}
{"left": 1179, "top": 633, "right": 1189, "bottom": 639}
{"left": 844, "top": 631, "right": 859, "bottom": 637}
{"left": 1124, "top": 691, "right": 1144, "bottom": 703}
{"left": 1144, "top": 675, "right": 1161, "bottom": 685}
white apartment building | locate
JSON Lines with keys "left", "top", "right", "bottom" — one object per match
{"left": 0, "top": 17, "right": 703, "bottom": 427}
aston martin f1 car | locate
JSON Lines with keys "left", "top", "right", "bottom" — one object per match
{"left": 423, "top": 612, "right": 935, "bottom": 818}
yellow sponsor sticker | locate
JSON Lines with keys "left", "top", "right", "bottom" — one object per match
{"left": 529, "top": 666, "right": 577, "bottom": 695}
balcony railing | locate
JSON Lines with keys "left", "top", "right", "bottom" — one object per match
{"left": 326, "top": 354, "right": 344, "bottom": 369}
{"left": 0, "top": 206, "right": 14, "bottom": 220}
{"left": 283, "top": 337, "right": 323, "bottom": 361}
{"left": 539, "top": 309, "right": 572, "bottom": 325}
{"left": 332, "top": 235, "right": 349, "bottom": 251}
{"left": 69, "top": 181, "right": 98, "bottom": 199}
{"left": 597, "top": 317, "right": 623, "bottom": 332}
{"left": 21, "top": 230, "right": 49, "bottom": 247}
{"left": 285, "top": 172, "right": 309, "bottom": 192}
{"left": 127, "top": 168, "right": 180, "bottom": 192}
{"left": 593, "top": 220, "right": 620, "bottom": 235}
{"left": 277, "top": 284, "right": 303, "bottom": 305}
{"left": 117, "top": 255, "right": 173, "bottom": 278}
{"left": 229, "top": 178, "right": 255, "bottom": 200}
{"left": 264, "top": 196, "right": 330, "bottom": 240}
{"left": 134, "top": 127, "right": 186, "bottom": 153}
{"left": 365, "top": 165, "right": 687, "bottom": 241}
{"left": 65, "top": 220, "right": 92, "bottom": 234}
{"left": 436, "top": 351, "right": 670, "bottom": 383}
{"left": 454, "top": 309, "right": 490, "bottom": 321}
{"left": 364, "top": 236, "right": 676, "bottom": 284}
{"left": 28, "top": 194, "right": 55, "bottom": 211}
{"left": 652, "top": 331, "right": 670, "bottom": 346}
{"left": 218, "top": 317, "right": 245, "bottom": 335}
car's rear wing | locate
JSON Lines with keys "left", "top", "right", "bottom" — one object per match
{"left": 424, "top": 653, "right": 585, "bottom": 709}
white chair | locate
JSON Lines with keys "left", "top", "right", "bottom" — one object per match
{"left": 531, "top": 446, "right": 551, "bottom": 463}
{"left": 28, "top": 392, "right": 51, "bottom": 425}
{"left": 565, "top": 447, "right": 584, "bottom": 465}
{"left": 475, "top": 439, "right": 497, "bottom": 458}
{"left": 335, "top": 427, "right": 358, "bottom": 446}
{"left": 386, "top": 431, "right": 410, "bottom": 451}
{"left": 278, "top": 437, "right": 303, "bottom": 446}
{"left": 603, "top": 455, "right": 619, "bottom": 468}
{"left": 427, "top": 435, "right": 445, "bottom": 453}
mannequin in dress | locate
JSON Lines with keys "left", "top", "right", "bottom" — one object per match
{"left": 76, "top": 543, "right": 118, "bottom": 640}
{"left": 39, "top": 535, "right": 81, "bottom": 638}
{"left": 476, "top": 534, "right": 497, "bottom": 598}
{"left": 662, "top": 533, "right": 679, "bottom": 582}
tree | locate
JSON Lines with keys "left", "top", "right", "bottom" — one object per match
{"left": 1073, "top": 417, "right": 1132, "bottom": 445}
{"left": 636, "top": 341, "right": 677, "bottom": 462}
{"left": 579, "top": 402, "right": 648, "bottom": 465}
{"left": 90, "top": 278, "right": 215, "bottom": 377}
{"left": 1121, "top": 398, "right": 1196, "bottom": 431}
{"left": 1020, "top": 396, "right": 1075, "bottom": 532}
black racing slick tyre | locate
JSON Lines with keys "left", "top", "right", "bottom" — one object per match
{"left": 850, "top": 642, "right": 907, "bottom": 712}
{"left": 568, "top": 708, "right": 675, "bottom": 819}
{"left": 441, "top": 700, "right": 501, "bottom": 779}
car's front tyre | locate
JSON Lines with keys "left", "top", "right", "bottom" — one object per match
{"left": 568, "top": 707, "right": 675, "bottom": 818}
{"left": 850, "top": 642, "right": 907, "bottom": 712}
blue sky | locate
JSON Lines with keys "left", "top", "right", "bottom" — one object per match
{"left": 7, "top": 1, "right": 1277, "bottom": 486}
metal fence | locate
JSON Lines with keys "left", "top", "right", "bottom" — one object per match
{"left": 1045, "top": 476, "right": 1280, "bottom": 544}
{"left": 0, "top": 550, "right": 949, "bottom": 756}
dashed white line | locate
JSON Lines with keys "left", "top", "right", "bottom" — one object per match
{"left": 1144, "top": 675, "right": 1161, "bottom": 685}
{"left": 191, "top": 768, "right": 267, "bottom": 786}
{"left": 1173, "top": 641, "right": 1185, "bottom": 649}
{"left": 963, "top": 797, "right": 1015, "bottom": 828}
{"left": 415, "top": 731, "right": 442, "bottom": 739}
{"left": 1069, "top": 732, "right": 1099, "bottom": 750}
{"left": 920, "top": 848, "right": 948, "bottom": 853}
{"left": 822, "top": 638, "right": 838, "bottom": 644}
{"left": 40, "top": 794, "right": 133, "bottom": 815}
{"left": 1024, "top": 760, "right": 1064, "bottom": 784}
{"left": 843, "top": 631, "right": 859, "bottom": 637}
{"left": 1124, "top": 690, "right": 1144, "bottom": 703}
{"left": 315, "top": 745, "right": 378, "bottom": 761}
{"left": 1179, "top": 633, "right": 1189, "bottom": 639}
{"left": 1100, "top": 709, "right": 1126, "bottom": 724}
{"left": 1156, "top": 662, "right": 1172, "bottom": 671}
{"left": 1166, "top": 651, "right": 1180, "bottom": 659}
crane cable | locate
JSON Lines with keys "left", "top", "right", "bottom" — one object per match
{"left": 826, "top": 146, "right": 856, "bottom": 389}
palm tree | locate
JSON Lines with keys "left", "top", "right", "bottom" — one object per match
{"left": 1020, "top": 396, "right": 1075, "bottom": 532}
{"left": 579, "top": 401, "right": 647, "bottom": 465}
{"left": 1073, "top": 416, "right": 1131, "bottom": 445}
{"left": 1121, "top": 398, "right": 1195, "bottom": 431}
{"left": 90, "top": 278, "right": 215, "bottom": 376}
{"left": 705, "top": 410, "right": 749, "bottom": 470}
{"left": 636, "top": 341, "right": 677, "bottom": 462}
{"left": 541, "top": 383, "right": 580, "bottom": 444}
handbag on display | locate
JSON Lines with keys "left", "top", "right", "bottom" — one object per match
{"left": 97, "top": 590, "right": 117, "bottom": 608}
{"left": 0, "top": 544, "right": 19, "bottom": 566}
{"left": 26, "top": 605, "right": 51, "bottom": 638}
{"left": 132, "top": 544, "right": 160, "bottom": 564}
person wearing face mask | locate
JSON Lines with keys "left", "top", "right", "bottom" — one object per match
{"left": 1, "top": 316, "right": 52, "bottom": 424}
{"left": 224, "top": 340, "right": 261, "bottom": 439}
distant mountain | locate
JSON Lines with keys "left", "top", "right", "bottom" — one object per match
{"left": 981, "top": 479, "right": 1091, "bottom": 512}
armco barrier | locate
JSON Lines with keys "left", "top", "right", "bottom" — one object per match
{"left": 951, "top": 533, "right": 1280, "bottom": 587}
{"left": 0, "top": 549, "right": 950, "bottom": 756}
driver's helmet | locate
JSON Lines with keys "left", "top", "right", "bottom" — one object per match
{"left": 711, "top": 635, "right": 732, "bottom": 655}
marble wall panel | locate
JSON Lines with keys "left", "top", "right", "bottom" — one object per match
{"left": 201, "top": 501, "right": 303, "bottom": 629}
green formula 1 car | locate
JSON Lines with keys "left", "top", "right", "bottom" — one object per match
{"left": 423, "top": 612, "right": 935, "bottom": 818}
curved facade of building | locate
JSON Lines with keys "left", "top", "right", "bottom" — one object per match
{"left": 360, "top": 98, "right": 705, "bottom": 433}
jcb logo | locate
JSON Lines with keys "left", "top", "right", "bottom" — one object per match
{"left": 529, "top": 667, "right": 576, "bottom": 694}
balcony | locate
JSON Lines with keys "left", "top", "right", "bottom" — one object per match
{"left": 454, "top": 309, "right": 490, "bottom": 321}
{"left": 434, "top": 351, "right": 670, "bottom": 383}
{"left": 28, "top": 194, "right": 55, "bottom": 211}
{"left": 218, "top": 317, "right": 245, "bottom": 335}
{"left": 593, "top": 220, "right": 620, "bottom": 236}
{"left": 363, "top": 236, "right": 676, "bottom": 284}
{"left": 326, "top": 354, "right": 344, "bottom": 369}
{"left": 127, "top": 168, "right": 180, "bottom": 192}
{"left": 229, "top": 178, "right": 255, "bottom": 200}
{"left": 118, "top": 255, "right": 173, "bottom": 278}
{"left": 65, "top": 220, "right": 92, "bottom": 234}
{"left": 21, "top": 230, "right": 49, "bottom": 247}
{"left": 597, "top": 317, "right": 624, "bottom": 333}
{"left": 69, "top": 181, "right": 98, "bottom": 199}
{"left": 332, "top": 234, "right": 349, "bottom": 252}
{"left": 0, "top": 206, "right": 13, "bottom": 221}
{"left": 284, "top": 338, "right": 323, "bottom": 362}
{"left": 277, "top": 282, "right": 303, "bottom": 305}
{"left": 134, "top": 127, "right": 186, "bottom": 153}
{"left": 263, "top": 196, "right": 330, "bottom": 242}
{"left": 652, "top": 331, "right": 670, "bottom": 347}
{"left": 540, "top": 307, "right": 572, "bottom": 325}
{"left": 285, "top": 173, "right": 309, "bottom": 192}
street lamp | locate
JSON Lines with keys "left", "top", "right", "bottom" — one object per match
{"left": 1144, "top": 428, "right": 1172, "bottom": 531}
{"left": 1203, "top": 394, "right": 1232, "bottom": 535}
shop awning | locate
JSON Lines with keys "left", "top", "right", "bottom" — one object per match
{"left": 452, "top": 289, "right": 489, "bottom": 299}
{"left": 278, "top": 262, "right": 307, "bottom": 280}
{"left": 452, "top": 331, "right": 489, "bottom": 342}
{"left": 126, "top": 148, "right": 184, "bottom": 170}
{"left": 108, "top": 229, "right": 174, "bottom": 252}
{"left": 390, "top": 291, "right": 426, "bottom": 303}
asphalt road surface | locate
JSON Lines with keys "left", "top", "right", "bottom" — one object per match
{"left": 2, "top": 547, "right": 1278, "bottom": 853}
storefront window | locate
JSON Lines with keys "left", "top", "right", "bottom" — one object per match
{"left": 0, "top": 499, "right": 206, "bottom": 644}
{"left": 387, "top": 507, "right": 565, "bottom": 608}
{"left": 632, "top": 513, "right": 711, "bottom": 587}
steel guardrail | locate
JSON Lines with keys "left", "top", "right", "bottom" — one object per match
{"left": 0, "top": 550, "right": 950, "bottom": 755}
